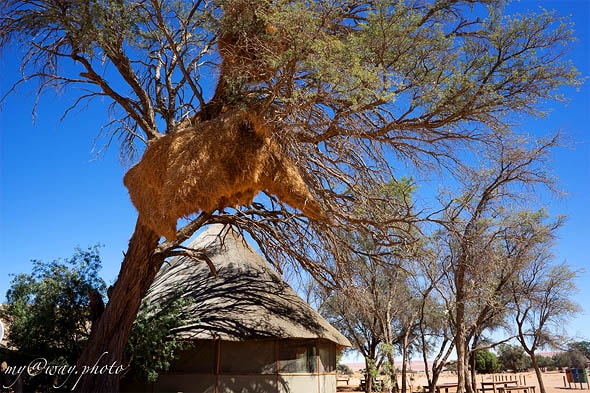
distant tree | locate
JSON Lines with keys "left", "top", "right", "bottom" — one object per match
{"left": 535, "top": 355, "right": 554, "bottom": 369}
{"left": 552, "top": 350, "right": 588, "bottom": 369}
{"left": 432, "top": 137, "right": 563, "bottom": 393}
{"left": 497, "top": 344, "right": 530, "bottom": 372}
{"left": 568, "top": 342, "right": 590, "bottom": 361}
{"left": 415, "top": 251, "right": 456, "bottom": 393}
{"left": 511, "top": 256, "right": 581, "bottom": 393}
{"left": 475, "top": 350, "right": 500, "bottom": 374}
{"left": 319, "top": 179, "right": 423, "bottom": 393}
{"left": 0, "top": 246, "right": 106, "bottom": 365}
{"left": 337, "top": 363, "right": 353, "bottom": 376}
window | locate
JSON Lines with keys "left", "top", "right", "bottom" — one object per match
{"left": 319, "top": 341, "right": 336, "bottom": 372}
{"left": 279, "top": 339, "right": 318, "bottom": 373}
{"left": 172, "top": 340, "right": 216, "bottom": 373}
{"left": 220, "top": 340, "right": 276, "bottom": 374}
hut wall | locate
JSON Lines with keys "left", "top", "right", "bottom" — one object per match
{"left": 122, "top": 338, "right": 339, "bottom": 393}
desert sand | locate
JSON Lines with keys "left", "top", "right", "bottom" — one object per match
{"left": 337, "top": 371, "right": 590, "bottom": 393}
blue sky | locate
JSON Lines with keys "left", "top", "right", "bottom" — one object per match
{"left": 0, "top": 1, "right": 588, "bottom": 342}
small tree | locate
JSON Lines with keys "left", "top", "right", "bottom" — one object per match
{"left": 475, "top": 350, "right": 500, "bottom": 374}
{"left": 569, "top": 342, "right": 590, "bottom": 361}
{"left": 1, "top": 247, "right": 193, "bottom": 389}
{"left": 511, "top": 258, "right": 581, "bottom": 393}
{"left": 497, "top": 344, "right": 530, "bottom": 372}
{"left": 319, "top": 179, "right": 421, "bottom": 393}
{"left": 553, "top": 350, "right": 588, "bottom": 369}
{"left": 0, "top": 246, "right": 106, "bottom": 365}
{"left": 535, "top": 355, "right": 554, "bottom": 370}
{"left": 125, "top": 295, "right": 195, "bottom": 383}
{"left": 337, "top": 363, "right": 353, "bottom": 376}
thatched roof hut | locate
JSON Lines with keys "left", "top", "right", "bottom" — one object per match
{"left": 123, "top": 224, "right": 350, "bottom": 393}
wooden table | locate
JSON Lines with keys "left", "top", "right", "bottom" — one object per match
{"left": 481, "top": 380, "right": 518, "bottom": 393}
{"left": 498, "top": 386, "right": 536, "bottom": 393}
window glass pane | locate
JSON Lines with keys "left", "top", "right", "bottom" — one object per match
{"left": 220, "top": 340, "right": 276, "bottom": 374}
{"left": 319, "top": 341, "right": 336, "bottom": 372}
{"left": 278, "top": 340, "right": 318, "bottom": 373}
{"left": 172, "top": 339, "right": 216, "bottom": 373}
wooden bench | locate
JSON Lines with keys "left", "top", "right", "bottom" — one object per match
{"left": 434, "top": 383, "right": 459, "bottom": 393}
{"left": 337, "top": 376, "right": 350, "bottom": 385}
{"left": 481, "top": 380, "right": 518, "bottom": 393}
{"left": 498, "top": 385, "right": 536, "bottom": 393}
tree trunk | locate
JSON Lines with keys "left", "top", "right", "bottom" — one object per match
{"left": 429, "top": 366, "right": 442, "bottom": 393}
{"left": 530, "top": 353, "right": 546, "bottom": 393}
{"left": 365, "top": 356, "right": 374, "bottom": 393}
{"left": 74, "top": 220, "right": 162, "bottom": 392}
{"left": 455, "top": 303, "right": 466, "bottom": 393}
{"left": 424, "top": 338, "right": 452, "bottom": 393}
{"left": 386, "top": 347, "right": 397, "bottom": 393}
{"left": 401, "top": 334, "right": 409, "bottom": 393}
{"left": 455, "top": 254, "right": 467, "bottom": 393}
{"left": 456, "top": 341, "right": 466, "bottom": 393}
{"left": 469, "top": 351, "right": 477, "bottom": 393}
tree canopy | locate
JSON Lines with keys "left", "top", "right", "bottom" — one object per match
{"left": 0, "top": 246, "right": 106, "bottom": 364}
{"left": 1, "top": 0, "right": 580, "bottom": 244}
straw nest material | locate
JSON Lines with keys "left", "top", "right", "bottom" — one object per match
{"left": 124, "top": 110, "right": 328, "bottom": 240}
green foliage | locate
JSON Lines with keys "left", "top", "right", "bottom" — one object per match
{"left": 552, "top": 349, "right": 589, "bottom": 369}
{"left": 337, "top": 363, "right": 353, "bottom": 376}
{"left": 1, "top": 244, "right": 196, "bottom": 384}
{"left": 497, "top": 344, "right": 530, "bottom": 372}
{"left": 0, "top": 246, "right": 106, "bottom": 363}
{"left": 125, "top": 295, "right": 195, "bottom": 383}
{"left": 568, "top": 341, "right": 590, "bottom": 360}
{"left": 535, "top": 355, "right": 555, "bottom": 369}
{"left": 475, "top": 350, "right": 500, "bottom": 374}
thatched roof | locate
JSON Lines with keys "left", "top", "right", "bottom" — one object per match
{"left": 146, "top": 224, "right": 351, "bottom": 347}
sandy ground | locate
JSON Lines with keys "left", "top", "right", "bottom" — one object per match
{"left": 337, "top": 371, "right": 590, "bottom": 393}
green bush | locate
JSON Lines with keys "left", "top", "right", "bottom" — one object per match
{"left": 475, "top": 350, "right": 501, "bottom": 374}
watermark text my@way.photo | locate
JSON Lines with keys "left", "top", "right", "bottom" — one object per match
{"left": 2, "top": 351, "right": 128, "bottom": 391}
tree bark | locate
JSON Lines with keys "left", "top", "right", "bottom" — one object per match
{"left": 401, "top": 333, "right": 409, "bottom": 393}
{"left": 530, "top": 353, "right": 546, "bottom": 393}
{"left": 467, "top": 351, "right": 476, "bottom": 393}
{"left": 364, "top": 341, "right": 379, "bottom": 393}
{"left": 386, "top": 349, "right": 397, "bottom": 393}
{"left": 455, "top": 262, "right": 467, "bottom": 393}
{"left": 74, "top": 220, "right": 162, "bottom": 392}
{"left": 365, "top": 356, "right": 374, "bottom": 393}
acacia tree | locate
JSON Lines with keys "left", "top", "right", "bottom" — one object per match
{"left": 0, "top": 1, "right": 580, "bottom": 391}
{"left": 432, "top": 137, "right": 565, "bottom": 393}
{"left": 569, "top": 342, "right": 590, "bottom": 360}
{"left": 415, "top": 248, "right": 456, "bottom": 393}
{"left": 319, "top": 179, "right": 421, "bottom": 393}
{"left": 511, "top": 256, "right": 581, "bottom": 393}
{"left": 321, "top": 251, "right": 421, "bottom": 393}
